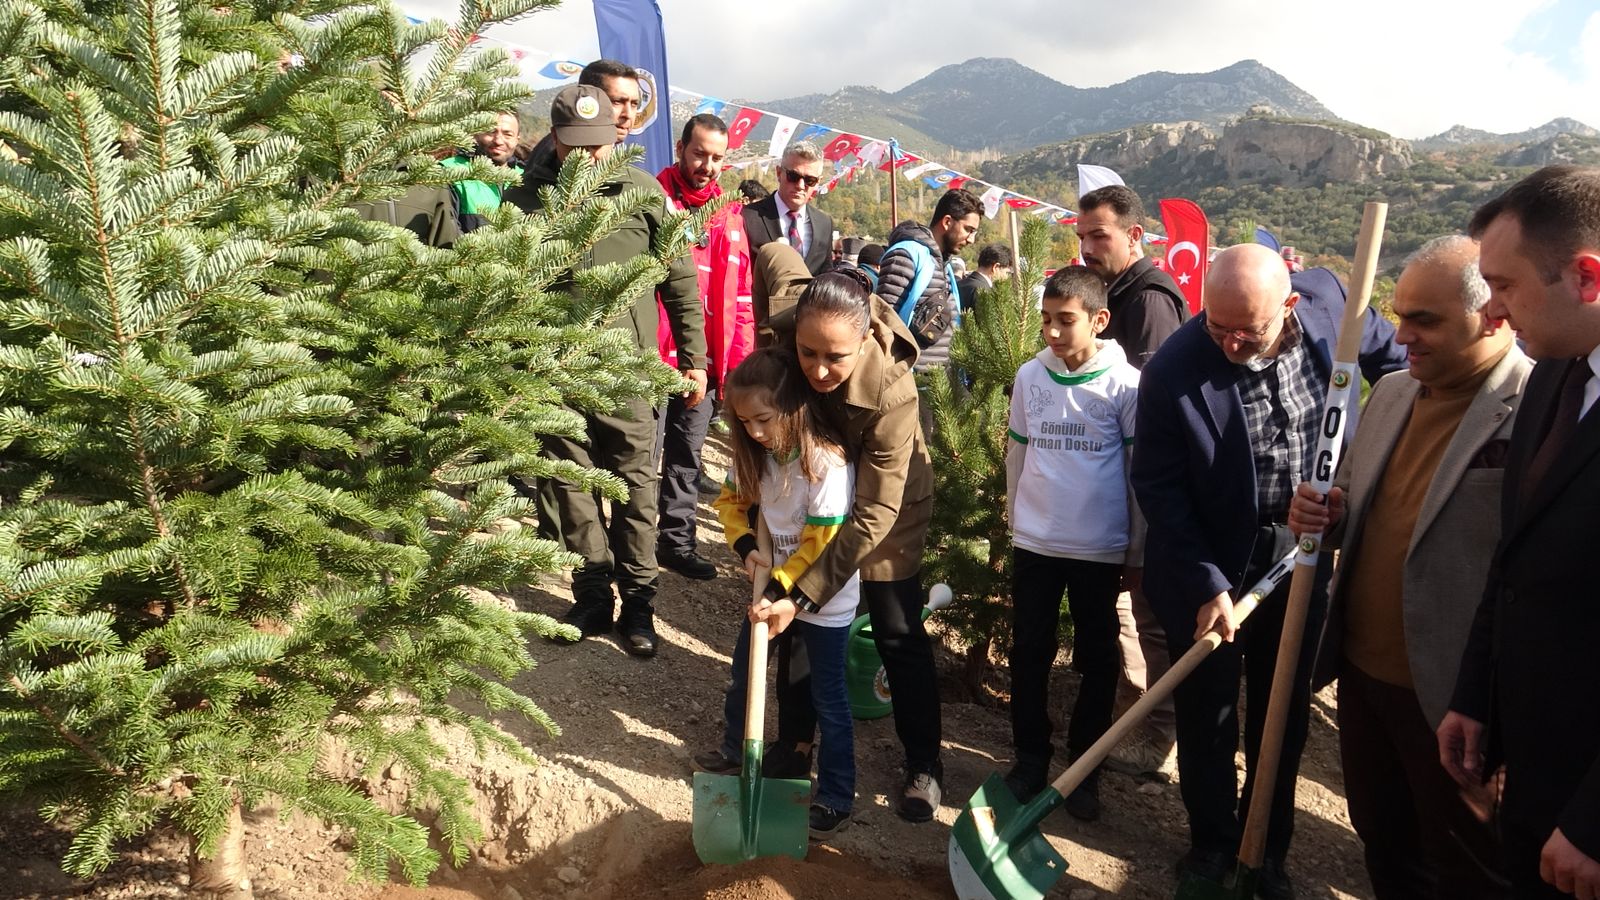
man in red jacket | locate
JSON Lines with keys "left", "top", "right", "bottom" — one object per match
{"left": 654, "top": 114, "right": 752, "bottom": 579}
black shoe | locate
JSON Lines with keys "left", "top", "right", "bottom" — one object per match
{"left": 896, "top": 769, "right": 942, "bottom": 823}
{"left": 658, "top": 548, "right": 716, "bottom": 580}
{"left": 1175, "top": 848, "right": 1234, "bottom": 885}
{"left": 1002, "top": 753, "right": 1050, "bottom": 801}
{"left": 808, "top": 804, "right": 850, "bottom": 840}
{"left": 691, "top": 748, "right": 740, "bottom": 775}
{"left": 616, "top": 621, "right": 658, "bottom": 657}
{"left": 1063, "top": 781, "right": 1101, "bottom": 822}
{"left": 554, "top": 599, "right": 613, "bottom": 643}
{"left": 1256, "top": 858, "right": 1295, "bottom": 900}
{"left": 761, "top": 743, "right": 812, "bottom": 779}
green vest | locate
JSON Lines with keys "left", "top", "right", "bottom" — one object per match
{"left": 440, "top": 154, "right": 509, "bottom": 215}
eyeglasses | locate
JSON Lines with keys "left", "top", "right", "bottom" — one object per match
{"left": 1203, "top": 297, "right": 1291, "bottom": 346}
{"left": 781, "top": 167, "right": 820, "bottom": 189}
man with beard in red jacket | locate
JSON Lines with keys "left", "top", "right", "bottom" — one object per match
{"left": 653, "top": 114, "right": 753, "bottom": 580}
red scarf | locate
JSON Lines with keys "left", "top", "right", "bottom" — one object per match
{"left": 657, "top": 164, "right": 722, "bottom": 209}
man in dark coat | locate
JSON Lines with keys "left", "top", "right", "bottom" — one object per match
{"left": 742, "top": 141, "right": 834, "bottom": 275}
{"left": 1442, "top": 164, "right": 1600, "bottom": 900}
{"left": 1132, "top": 244, "right": 1404, "bottom": 899}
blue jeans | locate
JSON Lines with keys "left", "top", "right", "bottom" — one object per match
{"left": 720, "top": 617, "right": 855, "bottom": 812}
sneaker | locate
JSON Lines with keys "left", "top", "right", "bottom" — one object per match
{"left": 896, "top": 770, "right": 941, "bottom": 823}
{"left": 697, "top": 472, "right": 723, "bottom": 495}
{"left": 1106, "top": 729, "right": 1177, "bottom": 783}
{"left": 1002, "top": 753, "right": 1050, "bottom": 801}
{"left": 691, "top": 748, "right": 740, "bottom": 776}
{"left": 658, "top": 548, "right": 717, "bottom": 581}
{"left": 1256, "top": 858, "right": 1296, "bottom": 900}
{"left": 808, "top": 804, "right": 850, "bottom": 840}
{"left": 761, "top": 743, "right": 812, "bottom": 779}
{"left": 1063, "top": 781, "right": 1101, "bottom": 822}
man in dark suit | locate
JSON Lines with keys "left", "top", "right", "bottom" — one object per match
{"left": 1132, "top": 244, "right": 1404, "bottom": 899}
{"left": 743, "top": 141, "right": 834, "bottom": 279}
{"left": 1442, "top": 164, "right": 1600, "bottom": 900}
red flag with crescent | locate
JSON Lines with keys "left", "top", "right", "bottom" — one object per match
{"left": 1005, "top": 196, "right": 1040, "bottom": 210}
{"left": 946, "top": 176, "right": 968, "bottom": 190}
{"left": 1159, "top": 198, "right": 1209, "bottom": 315}
{"left": 725, "top": 107, "right": 763, "bottom": 150}
{"left": 821, "top": 133, "right": 863, "bottom": 162}
{"left": 880, "top": 152, "right": 917, "bottom": 172}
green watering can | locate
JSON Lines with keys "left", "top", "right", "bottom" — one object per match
{"left": 845, "top": 583, "right": 953, "bottom": 719}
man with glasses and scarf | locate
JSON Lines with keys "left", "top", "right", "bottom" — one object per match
{"left": 1131, "top": 244, "right": 1403, "bottom": 900}
{"left": 743, "top": 141, "right": 835, "bottom": 283}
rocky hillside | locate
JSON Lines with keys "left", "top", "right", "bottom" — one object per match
{"left": 756, "top": 58, "right": 1337, "bottom": 153}
{"left": 983, "top": 114, "right": 1412, "bottom": 190}
{"left": 1416, "top": 117, "right": 1598, "bottom": 150}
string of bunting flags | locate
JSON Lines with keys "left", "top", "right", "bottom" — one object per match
{"left": 405, "top": 11, "right": 1082, "bottom": 225}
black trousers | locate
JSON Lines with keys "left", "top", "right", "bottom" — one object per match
{"left": 1338, "top": 663, "right": 1509, "bottom": 899}
{"left": 1502, "top": 818, "right": 1575, "bottom": 900}
{"left": 656, "top": 389, "right": 716, "bottom": 555}
{"left": 1009, "top": 548, "right": 1123, "bottom": 763}
{"left": 778, "top": 573, "right": 943, "bottom": 775}
{"left": 1161, "top": 524, "right": 1329, "bottom": 863}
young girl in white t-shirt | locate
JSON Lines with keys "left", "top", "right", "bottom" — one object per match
{"left": 694, "top": 348, "right": 858, "bottom": 840}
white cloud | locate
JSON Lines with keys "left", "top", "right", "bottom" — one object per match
{"left": 406, "top": 0, "right": 1597, "bottom": 140}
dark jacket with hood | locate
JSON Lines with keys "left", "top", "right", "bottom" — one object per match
{"left": 877, "top": 220, "right": 958, "bottom": 371}
{"left": 503, "top": 140, "right": 706, "bottom": 370}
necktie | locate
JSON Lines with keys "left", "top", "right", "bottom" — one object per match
{"left": 1524, "top": 356, "right": 1591, "bottom": 498}
{"left": 787, "top": 211, "right": 803, "bottom": 256}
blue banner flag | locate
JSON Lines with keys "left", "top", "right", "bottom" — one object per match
{"left": 593, "top": 0, "right": 673, "bottom": 172}
{"left": 1254, "top": 225, "right": 1281, "bottom": 252}
{"left": 695, "top": 96, "right": 727, "bottom": 118}
{"left": 793, "top": 124, "right": 830, "bottom": 146}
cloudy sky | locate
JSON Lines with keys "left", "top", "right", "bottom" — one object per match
{"left": 408, "top": 0, "right": 1598, "bottom": 140}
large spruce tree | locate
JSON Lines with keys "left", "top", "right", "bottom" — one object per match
{"left": 0, "top": 0, "right": 701, "bottom": 894}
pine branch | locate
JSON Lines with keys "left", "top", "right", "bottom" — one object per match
{"left": 6, "top": 673, "right": 126, "bottom": 777}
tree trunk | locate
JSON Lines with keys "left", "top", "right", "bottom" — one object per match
{"left": 189, "top": 797, "right": 252, "bottom": 899}
{"left": 963, "top": 638, "right": 991, "bottom": 701}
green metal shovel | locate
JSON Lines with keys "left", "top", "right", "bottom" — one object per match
{"left": 691, "top": 522, "right": 809, "bottom": 864}
{"left": 948, "top": 551, "right": 1298, "bottom": 900}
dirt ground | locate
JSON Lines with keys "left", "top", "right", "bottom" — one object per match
{"left": 0, "top": 435, "right": 1375, "bottom": 900}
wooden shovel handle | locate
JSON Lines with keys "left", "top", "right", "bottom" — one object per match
{"left": 1237, "top": 200, "right": 1388, "bottom": 869}
{"left": 742, "top": 520, "right": 774, "bottom": 744}
{"left": 1045, "top": 550, "right": 1297, "bottom": 800}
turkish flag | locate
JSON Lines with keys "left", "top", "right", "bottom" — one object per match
{"left": 821, "top": 133, "right": 863, "bottom": 162}
{"left": 725, "top": 107, "right": 763, "bottom": 150}
{"left": 1005, "top": 196, "right": 1040, "bottom": 210}
{"left": 946, "top": 176, "right": 968, "bottom": 190}
{"left": 880, "top": 152, "right": 917, "bottom": 172}
{"left": 1159, "top": 198, "right": 1209, "bottom": 315}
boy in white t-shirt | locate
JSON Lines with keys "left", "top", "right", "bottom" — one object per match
{"left": 1004, "top": 266, "right": 1144, "bottom": 821}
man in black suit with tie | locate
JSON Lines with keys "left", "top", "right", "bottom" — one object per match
{"left": 743, "top": 140, "right": 835, "bottom": 282}
{"left": 1441, "top": 164, "right": 1600, "bottom": 900}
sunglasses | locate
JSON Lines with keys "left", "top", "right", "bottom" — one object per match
{"left": 781, "top": 167, "right": 820, "bottom": 189}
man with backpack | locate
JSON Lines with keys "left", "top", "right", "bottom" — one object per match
{"left": 876, "top": 188, "right": 984, "bottom": 373}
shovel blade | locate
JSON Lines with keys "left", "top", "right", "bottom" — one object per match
{"left": 1173, "top": 863, "right": 1258, "bottom": 900}
{"left": 691, "top": 770, "right": 810, "bottom": 865}
{"left": 948, "top": 773, "right": 1068, "bottom": 900}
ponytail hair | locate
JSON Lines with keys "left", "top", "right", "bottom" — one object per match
{"left": 721, "top": 348, "right": 845, "bottom": 505}
{"left": 795, "top": 269, "right": 873, "bottom": 337}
